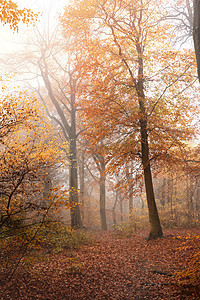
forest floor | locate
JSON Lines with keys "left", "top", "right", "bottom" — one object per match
{"left": 1, "top": 228, "right": 200, "bottom": 299}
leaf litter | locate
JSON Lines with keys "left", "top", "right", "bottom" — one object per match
{"left": 1, "top": 228, "right": 200, "bottom": 299}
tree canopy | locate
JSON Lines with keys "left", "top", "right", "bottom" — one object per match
{"left": 61, "top": 0, "right": 199, "bottom": 238}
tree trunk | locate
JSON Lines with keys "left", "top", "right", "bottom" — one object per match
{"left": 112, "top": 195, "right": 118, "bottom": 225}
{"left": 170, "top": 175, "right": 174, "bottom": 217}
{"left": 193, "top": 0, "right": 200, "bottom": 81}
{"left": 137, "top": 43, "right": 163, "bottom": 240}
{"left": 126, "top": 162, "right": 133, "bottom": 213}
{"left": 140, "top": 119, "right": 163, "bottom": 240}
{"left": 196, "top": 177, "right": 200, "bottom": 218}
{"left": 99, "top": 157, "right": 107, "bottom": 230}
{"left": 120, "top": 194, "right": 123, "bottom": 223}
{"left": 69, "top": 136, "right": 82, "bottom": 228}
{"left": 99, "top": 166, "right": 107, "bottom": 230}
{"left": 161, "top": 177, "right": 166, "bottom": 207}
{"left": 79, "top": 152, "right": 85, "bottom": 220}
{"left": 129, "top": 189, "right": 133, "bottom": 213}
{"left": 93, "top": 153, "right": 108, "bottom": 230}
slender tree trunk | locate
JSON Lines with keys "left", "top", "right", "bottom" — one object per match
{"left": 126, "top": 162, "right": 133, "bottom": 213}
{"left": 193, "top": 0, "right": 200, "bottom": 81}
{"left": 129, "top": 188, "right": 134, "bottom": 213}
{"left": 99, "top": 160, "right": 107, "bottom": 230}
{"left": 69, "top": 90, "right": 82, "bottom": 228}
{"left": 161, "top": 178, "right": 166, "bottom": 207}
{"left": 170, "top": 175, "right": 174, "bottom": 217}
{"left": 79, "top": 152, "right": 85, "bottom": 220}
{"left": 69, "top": 136, "right": 82, "bottom": 228}
{"left": 136, "top": 43, "right": 163, "bottom": 240}
{"left": 93, "top": 153, "right": 108, "bottom": 230}
{"left": 167, "top": 177, "right": 170, "bottom": 205}
{"left": 196, "top": 177, "right": 200, "bottom": 218}
{"left": 112, "top": 194, "right": 118, "bottom": 225}
{"left": 119, "top": 194, "right": 123, "bottom": 223}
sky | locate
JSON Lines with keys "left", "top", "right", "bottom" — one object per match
{"left": 0, "top": 0, "right": 67, "bottom": 54}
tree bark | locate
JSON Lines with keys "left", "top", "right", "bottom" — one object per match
{"left": 99, "top": 158, "right": 107, "bottom": 230}
{"left": 136, "top": 44, "right": 163, "bottom": 240}
{"left": 196, "top": 177, "right": 200, "bottom": 218}
{"left": 119, "top": 193, "right": 123, "bottom": 223}
{"left": 93, "top": 153, "right": 108, "bottom": 230}
{"left": 69, "top": 135, "right": 82, "bottom": 228}
{"left": 139, "top": 114, "right": 163, "bottom": 239}
{"left": 126, "top": 162, "right": 133, "bottom": 213}
{"left": 79, "top": 152, "right": 85, "bottom": 220}
{"left": 112, "top": 194, "right": 118, "bottom": 225}
{"left": 193, "top": 0, "right": 200, "bottom": 81}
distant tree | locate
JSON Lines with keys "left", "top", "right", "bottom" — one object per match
{"left": 27, "top": 26, "right": 84, "bottom": 228}
{"left": 164, "top": 0, "right": 193, "bottom": 45}
{"left": 163, "top": 0, "right": 200, "bottom": 81}
{"left": 193, "top": 0, "right": 200, "bottom": 80}
{"left": 37, "top": 48, "right": 83, "bottom": 228}
{"left": 92, "top": 153, "right": 108, "bottom": 230}
{"left": 80, "top": 134, "right": 109, "bottom": 230}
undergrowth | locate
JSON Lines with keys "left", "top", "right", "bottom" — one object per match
{"left": 37, "top": 222, "right": 94, "bottom": 253}
{"left": 175, "top": 230, "right": 200, "bottom": 285}
{"left": 0, "top": 220, "right": 94, "bottom": 280}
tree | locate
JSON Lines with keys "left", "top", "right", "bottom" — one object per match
{"left": 93, "top": 153, "right": 108, "bottom": 230}
{"left": 80, "top": 135, "right": 109, "bottom": 230}
{"left": 32, "top": 27, "right": 83, "bottom": 228}
{"left": 163, "top": 0, "right": 193, "bottom": 45}
{"left": 193, "top": 0, "right": 200, "bottom": 80}
{"left": 38, "top": 57, "right": 82, "bottom": 228}
{"left": 61, "top": 0, "right": 199, "bottom": 239}
{"left": 166, "top": 0, "right": 200, "bottom": 81}
{"left": 0, "top": 86, "right": 66, "bottom": 228}
{"left": 1, "top": 21, "right": 84, "bottom": 228}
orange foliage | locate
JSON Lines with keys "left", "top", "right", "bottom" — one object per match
{"left": 61, "top": 0, "right": 199, "bottom": 185}
{"left": 0, "top": 0, "right": 38, "bottom": 31}
{"left": 0, "top": 84, "right": 69, "bottom": 227}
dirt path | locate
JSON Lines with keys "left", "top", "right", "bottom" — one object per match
{"left": 1, "top": 229, "right": 200, "bottom": 299}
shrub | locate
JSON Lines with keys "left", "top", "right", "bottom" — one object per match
{"left": 113, "top": 209, "right": 149, "bottom": 237}
{"left": 175, "top": 230, "right": 200, "bottom": 285}
{"left": 36, "top": 222, "right": 94, "bottom": 252}
{"left": 0, "top": 219, "right": 94, "bottom": 281}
